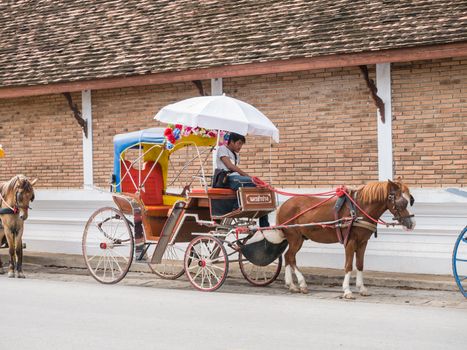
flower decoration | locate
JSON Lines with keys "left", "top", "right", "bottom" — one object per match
{"left": 163, "top": 124, "right": 224, "bottom": 149}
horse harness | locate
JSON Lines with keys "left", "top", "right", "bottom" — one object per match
{"left": 334, "top": 191, "right": 377, "bottom": 246}
{"left": 387, "top": 191, "right": 415, "bottom": 222}
{"left": 0, "top": 190, "right": 30, "bottom": 215}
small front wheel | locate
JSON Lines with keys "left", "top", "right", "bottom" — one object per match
{"left": 184, "top": 236, "right": 228, "bottom": 292}
{"left": 82, "top": 207, "right": 134, "bottom": 284}
{"left": 239, "top": 253, "right": 282, "bottom": 287}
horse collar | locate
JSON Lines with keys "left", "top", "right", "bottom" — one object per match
{"left": 0, "top": 207, "right": 18, "bottom": 215}
{"left": 0, "top": 191, "right": 19, "bottom": 215}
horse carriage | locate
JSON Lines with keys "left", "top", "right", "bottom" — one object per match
{"left": 452, "top": 226, "right": 467, "bottom": 298}
{"left": 82, "top": 96, "right": 418, "bottom": 296}
{"left": 82, "top": 96, "right": 284, "bottom": 291}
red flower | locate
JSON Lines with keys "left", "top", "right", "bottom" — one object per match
{"left": 175, "top": 124, "right": 183, "bottom": 130}
{"left": 167, "top": 135, "right": 176, "bottom": 144}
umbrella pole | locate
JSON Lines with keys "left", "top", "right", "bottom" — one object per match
{"left": 212, "top": 130, "right": 221, "bottom": 180}
{"left": 269, "top": 136, "right": 273, "bottom": 185}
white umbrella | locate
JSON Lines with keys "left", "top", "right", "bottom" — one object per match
{"left": 154, "top": 95, "right": 279, "bottom": 142}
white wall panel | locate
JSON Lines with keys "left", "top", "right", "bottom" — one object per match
{"left": 23, "top": 188, "right": 467, "bottom": 275}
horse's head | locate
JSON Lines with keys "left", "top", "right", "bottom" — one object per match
{"left": 1, "top": 175, "right": 37, "bottom": 221}
{"left": 386, "top": 178, "right": 416, "bottom": 231}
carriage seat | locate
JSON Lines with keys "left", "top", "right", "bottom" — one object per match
{"left": 190, "top": 188, "right": 236, "bottom": 197}
{"left": 120, "top": 160, "right": 164, "bottom": 205}
{"left": 145, "top": 205, "right": 172, "bottom": 217}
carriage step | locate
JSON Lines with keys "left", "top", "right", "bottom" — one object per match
{"left": 151, "top": 201, "right": 186, "bottom": 264}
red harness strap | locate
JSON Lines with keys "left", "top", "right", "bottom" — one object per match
{"left": 250, "top": 177, "right": 390, "bottom": 242}
{"left": 334, "top": 189, "right": 355, "bottom": 246}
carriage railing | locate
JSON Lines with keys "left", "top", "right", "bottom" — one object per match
{"left": 167, "top": 145, "right": 214, "bottom": 190}
{"left": 114, "top": 141, "right": 213, "bottom": 196}
{"left": 115, "top": 143, "right": 163, "bottom": 192}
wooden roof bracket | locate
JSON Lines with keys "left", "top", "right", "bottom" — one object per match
{"left": 192, "top": 80, "right": 209, "bottom": 96}
{"left": 62, "top": 92, "right": 88, "bottom": 137}
{"left": 359, "top": 65, "right": 385, "bottom": 123}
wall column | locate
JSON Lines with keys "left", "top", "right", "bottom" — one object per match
{"left": 211, "top": 78, "right": 223, "bottom": 96}
{"left": 82, "top": 90, "right": 93, "bottom": 188}
{"left": 211, "top": 78, "right": 223, "bottom": 169}
{"left": 376, "top": 63, "right": 393, "bottom": 181}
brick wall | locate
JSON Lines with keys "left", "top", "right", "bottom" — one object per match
{"left": 392, "top": 57, "right": 467, "bottom": 187}
{"left": 91, "top": 82, "right": 204, "bottom": 189}
{"left": 0, "top": 93, "right": 83, "bottom": 187}
{"left": 224, "top": 67, "right": 378, "bottom": 187}
{"left": 0, "top": 58, "right": 465, "bottom": 189}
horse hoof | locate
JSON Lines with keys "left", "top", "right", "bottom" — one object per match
{"left": 300, "top": 287, "right": 309, "bottom": 294}
{"left": 8, "top": 271, "right": 15, "bottom": 278}
{"left": 343, "top": 291, "right": 355, "bottom": 300}
{"left": 16, "top": 272, "right": 25, "bottom": 279}
{"left": 289, "top": 285, "right": 300, "bottom": 293}
{"left": 0, "top": 268, "right": 4, "bottom": 275}
{"left": 360, "top": 288, "right": 370, "bottom": 296}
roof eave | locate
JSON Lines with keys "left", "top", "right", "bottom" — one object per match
{"left": 1, "top": 42, "right": 466, "bottom": 99}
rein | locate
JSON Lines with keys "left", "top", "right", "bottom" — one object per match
{"left": 252, "top": 177, "right": 400, "bottom": 230}
{"left": 0, "top": 191, "right": 18, "bottom": 214}
{"left": 0, "top": 187, "right": 30, "bottom": 215}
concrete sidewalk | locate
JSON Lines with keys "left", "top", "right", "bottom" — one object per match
{"left": 2, "top": 251, "right": 458, "bottom": 292}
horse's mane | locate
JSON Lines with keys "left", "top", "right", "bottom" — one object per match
{"left": 356, "top": 181, "right": 389, "bottom": 204}
{"left": 0, "top": 175, "right": 25, "bottom": 197}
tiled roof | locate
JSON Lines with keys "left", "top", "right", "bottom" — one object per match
{"left": 1, "top": 0, "right": 466, "bottom": 88}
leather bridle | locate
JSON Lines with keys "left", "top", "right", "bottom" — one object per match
{"left": 387, "top": 191, "right": 414, "bottom": 222}
{"left": 0, "top": 187, "right": 32, "bottom": 215}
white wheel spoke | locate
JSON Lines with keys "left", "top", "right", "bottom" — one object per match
{"left": 94, "top": 254, "right": 104, "bottom": 273}
{"left": 188, "top": 264, "right": 200, "bottom": 271}
{"left": 111, "top": 247, "right": 130, "bottom": 262}
{"left": 211, "top": 264, "right": 225, "bottom": 271}
{"left": 83, "top": 207, "right": 133, "bottom": 284}
{"left": 108, "top": 251, "right": 124, "bottom": 275}
{"left": 192, "top": 266, "right": 203, "bottom": 280}
{"left": 205, "top": 265, "right": 221, "bottom": 282}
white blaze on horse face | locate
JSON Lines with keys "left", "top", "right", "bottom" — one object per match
{"left": 402, "top": 193, "right": 416, "bottom": 230}
{"left": 19, "top": 207, "right": 27, "bottom": 220}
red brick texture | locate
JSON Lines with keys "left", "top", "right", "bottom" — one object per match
{"left": 0, "top": 58, "right": 465, "bottom": 189}
{"left": 0, "top": 93, "right": 83, "bottom": 187}
{"left": 392, "top": 57, "right": 467, "bottom": 187}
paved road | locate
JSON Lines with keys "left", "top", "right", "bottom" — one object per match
{"left": 0, "top": 268, "right": 466, "bottom": 350}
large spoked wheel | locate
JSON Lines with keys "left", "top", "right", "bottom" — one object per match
{"left": 184, "top": 236, "right": 229, "bottom": 292}
{"left": 239, "top": 252, "right": 282, "bottom": 287}
{"left": 452, "top": 226, "right": 467, "bottom": 298}
{"left": 147, "top": 242, "right": 186, "bottom": 280}
{"left": 82, "top": 207, "right": 134, "bottom": 284}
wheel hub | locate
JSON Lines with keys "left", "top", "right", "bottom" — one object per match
{"left": 198, "top": 260, "right": 207, "bottom": 268}
{"left": 100, "top": 242, "right": 114, "bottom": 249}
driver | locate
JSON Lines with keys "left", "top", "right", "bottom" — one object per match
{"left": 216, "top": 133, "right": 270, "bottom": 227}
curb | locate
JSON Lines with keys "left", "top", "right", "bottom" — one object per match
{"left": 4, "top": 251, "right": 458, "bottom": 292}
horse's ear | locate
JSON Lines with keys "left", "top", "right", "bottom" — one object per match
{"left": 387, "top": 179, "right": 399, "bottom": 191}
{"left": 30, "top": 178, "right": 38, "bottom": 186}
{"left": 396, "top": 175, "right": 402, "bottom": 183}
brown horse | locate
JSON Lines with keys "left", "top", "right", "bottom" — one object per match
{"left": 276, "top": 179, "right": 415, "bottom": 299}
{"left": 0, "top": 175, "right": 37, "bottom": 278}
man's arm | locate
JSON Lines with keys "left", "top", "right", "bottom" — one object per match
{"left": 220, "top": 156, "right": 249, "bottom": 177}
